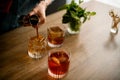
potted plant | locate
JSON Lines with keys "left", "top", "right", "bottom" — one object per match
{"left": 61, "top": 0, "right": 96, "bottom": 34}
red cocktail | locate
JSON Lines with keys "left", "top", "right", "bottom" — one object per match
{"left": 48, "top": 49, "right": 70, "bottom": 79}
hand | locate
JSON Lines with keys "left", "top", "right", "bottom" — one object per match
{"left": 29, "top": 1, "right": 47, "bottom": 25}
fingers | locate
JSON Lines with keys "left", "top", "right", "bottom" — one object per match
{"left": 29, "top": 10, "right": 36, "bottom": 16}
{"left": 29, "top": 1, "right": 47, "bottom": 25}
{"left": 29, "top": 6, "right": 39, "bottom": 16}
{"left": 37, "top": 4, "right": 46, "bottom": 24}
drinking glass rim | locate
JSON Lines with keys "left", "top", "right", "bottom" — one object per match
{"left": 47, "top": 26, "right": 65, "bottom": 35}
{"left": 48, "top": 48, "right": 70, "bottom": 61}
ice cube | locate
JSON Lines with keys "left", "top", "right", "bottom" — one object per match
{"left": 49, "top": 26, "right": 64, "bottom": 36}
{"left": 59, "top": 52, "right": 68, "bottom": 62}
{"left": 59, "top": 56, "right": 67, "bottom": 62}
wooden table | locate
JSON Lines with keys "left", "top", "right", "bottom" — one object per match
{"left": 1, "top": 1, "right": 120, "bottom": 80}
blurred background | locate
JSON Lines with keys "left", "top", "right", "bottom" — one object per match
{"left": 0, "top": 0, "right": 120, "bottom": 34}
{"left": 47, "top": 0, "right": 120, "bottom": 15}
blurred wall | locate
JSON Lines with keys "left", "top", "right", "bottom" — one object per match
{"left": 66, "top": 0, "right": 90, "bottom": 4}
{"left": 96, "top": 0, "right": 120, "bottom": 8}
{"left": 66, "top": 0, "right": 120, "bottom": 8}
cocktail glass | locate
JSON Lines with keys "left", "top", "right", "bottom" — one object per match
{"left": 48, "top": 48, "right": 70, "bottom": 79}
{"left": 47, "top": 26, "right": 65, "bottom": 47}
{"left": 28, "top": 34, "right": 46, "bottom": 59}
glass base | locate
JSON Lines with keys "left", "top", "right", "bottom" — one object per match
{"left": 48, "top": 42, "right": 62, "bottom": 48}
{"left": 48, "top": 69, "right": 66, "bottom": 79}
{"left": 110, "top": 27, "right": 118, "bottom": 34}
{"left": 67, "top": 27, "right": 80, "bottom": 34}
{"left": 28, "top": 51, "right": 42, "bottom": 59}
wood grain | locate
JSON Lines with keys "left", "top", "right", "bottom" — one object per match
{"left": 0, "top": 1, "right": 120, "bottom": 80}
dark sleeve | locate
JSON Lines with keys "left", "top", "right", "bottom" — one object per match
{"left": 10, "top": 0, "right": 41, "bottom": 15}
{"left": 46, "top": 0, "right": 66, "bottom": 15}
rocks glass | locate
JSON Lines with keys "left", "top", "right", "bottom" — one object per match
{"left": 47, "top": 26, "right": 65, "bottom": 47}
{"left": 28, "top": 34, "right": 46, "bottom": 59}
{"left": 48, "top": 48, "right": 70, "bottom": 79}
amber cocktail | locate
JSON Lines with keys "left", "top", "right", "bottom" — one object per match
{"left": 47, "top": 26, "right": 65, "bottom": 47}
{"left": 28, "top": 35, "right": 46, "bottom": 59}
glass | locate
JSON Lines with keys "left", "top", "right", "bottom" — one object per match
{"left": 109, "top": 10, "right": 120, "bottom": 34}
{"left": 48, "top": 48, "right": 70, "bottom": 79}
{"left": 28, "top": 34, "right": 46, "bottom": 59}
{"left": 47, "top": 26, "right": 65, "bottom": 47}
{"left": 110, "top": 25, "right": 118, "bottom": 34}
{"left": 67, "top": 22, "right": 81, "bottom": 34}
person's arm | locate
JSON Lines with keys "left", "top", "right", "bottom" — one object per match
{"left": 45, "top": 0, "right": 53, "bottom": 6}
{"left": 29, "top": 0, "right": 52, "bottom": 25}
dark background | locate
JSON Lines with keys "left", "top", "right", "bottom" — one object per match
{"left": 46, "top": 0, "right": 66, "bottom": 15}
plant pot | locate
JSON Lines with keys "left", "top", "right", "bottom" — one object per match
{"left": 67, "top": 22, "right": 81, "bottom": 34}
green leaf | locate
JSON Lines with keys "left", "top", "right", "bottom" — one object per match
{"left": 62, "top": 13, "right": 70, "bottom": 23}
{"left": 78, "top": 9, "right": 85, "bottom": 17}
{"left": 79, "top": 0, "right": 83, "bottom": 4}
{"left": 90, "top": 12, "right": 96, "bottom": 16}
{"left": 70, "top": 11, "right": 80, "bottom": 21}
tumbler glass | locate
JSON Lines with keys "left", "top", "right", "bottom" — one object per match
{"left": 48, "top": 48, "right": 70, "bottom": 79}
{"left": 28, "top": 34, "right": 46, "bottom": 59}
{"left": 47, "top": 26, "right": 65, "bottom": 47}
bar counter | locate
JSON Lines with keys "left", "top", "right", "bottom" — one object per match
{"left": 0, "top": 1, "right": 120, "bottom": 80}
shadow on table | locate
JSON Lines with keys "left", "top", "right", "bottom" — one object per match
{"left": 105, "top": 32, "right": 118, "bottom": 49}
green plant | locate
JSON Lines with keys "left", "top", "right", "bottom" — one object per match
{"left": 60, "top": 0, "right": 96, "bottom": 31}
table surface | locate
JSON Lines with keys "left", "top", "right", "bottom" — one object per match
{"left": 1, "top": 1, "right": 120, "bottom": 80}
